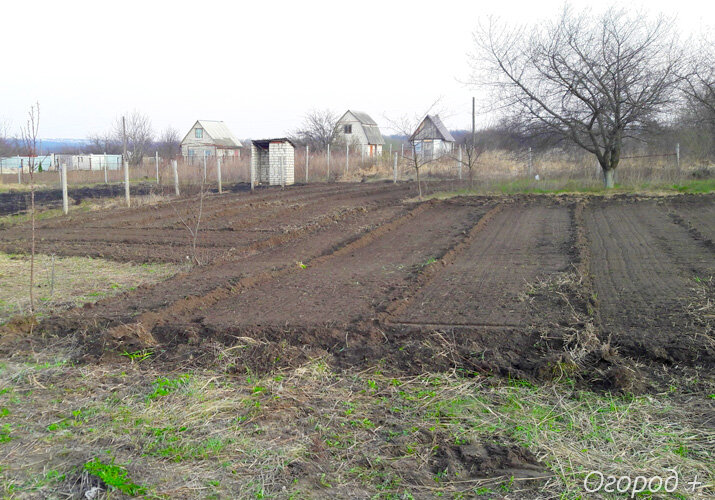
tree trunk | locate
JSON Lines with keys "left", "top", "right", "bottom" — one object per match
{"left": 30, "top": 169, "right": 35, "bottom": 313}
{"left": 416, "top": 166, "right": 422, "bottom": 199}
{"left": 603, "top": 169, "right": 615, "bottom": 189}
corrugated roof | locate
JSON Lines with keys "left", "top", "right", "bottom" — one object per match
{"left": 183, "top": 120, "right": 242, "bottom": 148}
{"left": 408, "top": 115, "right": 456, "bottom": 143}
{"left": 338, "top": 110, "right": 377, "bottom": 126}
{"left": 363, "top": 125, "right": 385, "bottom": 145}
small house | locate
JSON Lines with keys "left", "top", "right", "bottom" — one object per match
{"left": 335, "top": 110, "right": 384, "bottom": 157}
{"left": 409, "top": 114, "right": 455, "bottom": 161}
{"left": 180, "top": 120, "right": 242, "bottom": 161}
{"left": 251, "top": 139, "right": 295, "bottom": 186}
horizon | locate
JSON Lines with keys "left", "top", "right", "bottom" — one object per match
{"left": 1, "top": 0, "right": 712, "bottom": 141}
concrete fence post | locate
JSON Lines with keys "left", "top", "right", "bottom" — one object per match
{"left": 393, "top": 153, "right": 398, "bottom": 184}
{"left": 217, "top": 157, "right": 222, "bottom": 194}
{"left": 346, "top": 144, "right": 349, "bottom": 174}
{"left": 250, "top": 153, "right": 255, "bottom": 192}
{"left": 18, "top": 160, "right": 22, "bottom": 184}
{"left": 155, "top": 151, "right": 159, "bottom": 184}
{"left": 172, "top": 160, "right": 180, "bottom": 196}
{"left": 61, "top": 164, "right": 68, "bottom": 215}
{"left": 103, "top": 152, "right": 108, "bottom": 184}
{"left": 528, "top": 147, "right": 533, "bottom": 177}
{"left": 327, "top": 143, "right": 331, "bottom": 182}
{"left": 458, "top": 146, "right": 463, "bottom": 181}
{"left": 123, "top": 159, "right": 130, "bottom": 207}
{"left": 305, "top": 145, "right": 309, "bottom": 183}
{"left": 676, "top": 143, "right": 680, "bottom": 171}
{"left": 203, "top": 153, "right": 207, "bottom": 182}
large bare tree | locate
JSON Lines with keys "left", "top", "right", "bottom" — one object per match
{"left": 681, "top": 33, "right": 715, "bottom": 127}
{"left": 292, "top": 109, "right": 339, "bottom": 151}
{"left": 112, "top": 111, "right": 154, "bottom": 165}
{"left": 471, "top": 6, "right": 684, "bottom": 187}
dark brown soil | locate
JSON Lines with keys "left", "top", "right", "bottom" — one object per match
{"left": 584, "top": 198, "right": 714, "bottom": 367}
{"left": 1, "top": 187, "right": 713, "bottom": 392}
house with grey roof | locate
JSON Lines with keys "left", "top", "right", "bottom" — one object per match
{"left": 180, "top": 120, "right": 243, "bottom": 160}
{"left": 335, "top": 110, "right": 385, "bottom": 157}
{"left": 409, "top": 114, "right": 455, "bottom": 161}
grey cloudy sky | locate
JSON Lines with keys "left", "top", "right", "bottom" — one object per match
{"left": 1, "top": 0, "right": 712, "bottom": 140}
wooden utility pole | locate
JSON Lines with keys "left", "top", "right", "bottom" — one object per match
{"left": 122, "top": 116, "right": 130, "bottom": 207}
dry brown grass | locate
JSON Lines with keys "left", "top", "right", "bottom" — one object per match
{"left": 0, "top": 253, "right": 178, "bottom": 324}
{"left": 0, "top": 343, "right": 711, "bottom": 499}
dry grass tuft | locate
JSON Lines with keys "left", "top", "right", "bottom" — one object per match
{"left": 0, "top": 253, "right": 178, "bottom": 324}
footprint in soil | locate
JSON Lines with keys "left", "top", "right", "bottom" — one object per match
{"left": 430, "top": 441, "right": 546, "bottom": 480}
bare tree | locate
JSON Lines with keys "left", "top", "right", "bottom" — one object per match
{"left": 471, "top": 6, "right": 684, "bottom": 188}
{"left": 681, "top": 34, "right": 715, "bottom": 127}
{"left": 385, "top": 101, "right": 444, "bottom": 199}
{"left": 20, "top": 103, "right": 40, "bottom": 313}
{"left": 0, "top": 120, "right": 12, "bottom": 158}
{"left": 292, "top": 109, "right": 339, "bottom": 151}
{"left": 447, "top": 98, "right": 485, "bottom": 188}
{"left": 112, "top": 111, "right": 154, "bottom": 165}
{"left": 86, "top": 131, "right": 121, "bottom": 154}
{"left": 156, "top": 126, "right": 181, "bottom": 159}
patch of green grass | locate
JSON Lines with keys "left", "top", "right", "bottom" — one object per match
{"left": 120, "top": 349, "right": 153, "bottom": 363}
{"left": 670, "top": 178, "right": 715, "bottom": 193}
{"left": 0, "top": 423, "right": 12, "bottom": 443}
{"left": 83, "top": 457, "right": 146, "bottom": 496}
{"left": 146, "top": 374, "right": 191, "bottom": 401}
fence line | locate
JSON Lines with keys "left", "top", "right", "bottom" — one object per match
{"left": 0, "top": 142, "right": 697, "bottom": 193}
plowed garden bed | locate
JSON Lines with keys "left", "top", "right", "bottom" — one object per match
{"left": 0, "top": 185, "right": 712, "bottom": 498}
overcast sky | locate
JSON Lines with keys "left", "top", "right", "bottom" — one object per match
{"left": 1, "top": 0, "right": 712, "bottom": 140}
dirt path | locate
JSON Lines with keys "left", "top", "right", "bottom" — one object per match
{"left": 584, "top": 200, "right": 714, "bottom": 366}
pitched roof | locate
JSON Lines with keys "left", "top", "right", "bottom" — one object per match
{"left": 182, "top": 120, "right": 242, "bottom": 148}
{"left": 362, "top": 125, "right": 385, "bottom": 145}
{"left": 338, "top": 110, "right": 378, "bottom": 126}
{"left": 409, "top": 115, "right": 456, "bottom": 143}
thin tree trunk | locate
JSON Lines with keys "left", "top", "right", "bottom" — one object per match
{"left": 416, "top": 166, "right": 422, "bottom": 199}
{"left": 30, "top": 171, "right": 35, "bottom": 313}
